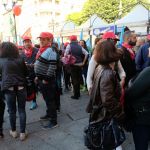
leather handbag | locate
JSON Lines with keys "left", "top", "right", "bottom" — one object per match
{"left": 84, "top": 118, "right": 126, "bottom": 150}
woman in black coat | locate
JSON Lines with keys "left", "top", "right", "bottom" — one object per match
{"left": 125, "top": 66, "right": 150, "bottom": 150}
{"left": 0, "top": 42, "right": 28, "bottom": 141}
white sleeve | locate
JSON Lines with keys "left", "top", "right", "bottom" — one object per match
{"left": 118, "top": 60, "right": 126, "bottom": 79}
{"left": 64, "top": 45, "right": 71, "bottom": 56}
{"left": 86, "top": 55, "right": 97, "bottom": 91}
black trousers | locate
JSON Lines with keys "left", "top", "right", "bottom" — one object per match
{"left": 0, "top": 95, "right": 5, "bottom": 131}
{"left": 70, "top": 66, "right": 82, "bottom": 97}
{"left": 39, "top": 79, "right": 57, "bottom": 123}
{"left": 132, "top": 125, "right": 150, "bottom": 150}
{"left": 63, "top": 66, "right": 71, "bottom": 89}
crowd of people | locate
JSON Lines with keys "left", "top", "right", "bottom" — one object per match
{"left": 0, "top": 28, "right": 150, "bottom": 150}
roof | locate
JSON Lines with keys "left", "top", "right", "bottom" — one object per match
{"left": 115, "top": 4, "right": 149, "bottom": 25}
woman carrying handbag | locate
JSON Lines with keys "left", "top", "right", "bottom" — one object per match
{"left": 85, "top": 40, "right": 125, "bottom": 150}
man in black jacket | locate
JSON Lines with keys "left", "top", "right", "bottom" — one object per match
{"left": 120, "top": 31, "right": 137, "bottom": 87}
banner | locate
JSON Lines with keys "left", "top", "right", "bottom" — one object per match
{"left": 93, "top": 26, "right": 116, "bottom": 36}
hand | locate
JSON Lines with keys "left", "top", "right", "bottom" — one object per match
{"left": 34, "top": 77, "right": 38, "bottom": 84}
{"left": 88, "top": 87, "right": 92, "bottom": 95}
{"left": 42, "top": 80, "right": 48, "bottom": 84}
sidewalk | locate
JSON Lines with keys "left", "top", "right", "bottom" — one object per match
{"left": 0, "top": 90, "right": 140, "bottom": 150}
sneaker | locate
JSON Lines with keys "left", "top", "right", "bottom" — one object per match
{"left": 71, "top": 96, "right": 79, "bottom": 100}
{"left": 10, "top": 130, "right": 18, "bottom": 138}
{"left": 30, "top": 102, "right": 37, "bottom": 110}
{"left": 42, "top": 121, "right": 58, "bottom": 130}
{"left": 20, "top": 133, "right": 27, "bottom": 141}
{"left": 40, "top": 115, "right": 51, "bottom": 120}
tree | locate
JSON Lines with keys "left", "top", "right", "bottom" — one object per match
{"left": 67, "top": 0, "right": 150, "bottom": 25}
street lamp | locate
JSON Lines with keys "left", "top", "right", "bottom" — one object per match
{"left": 2, "top": 0, "right": 18, "bottom": 43}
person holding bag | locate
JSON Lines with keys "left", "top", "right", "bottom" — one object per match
{"left": 85, "top": 40, "right": 125, "bottom": 150}
{"left": 64, "top": 35, "right": 88, "bottom": 99}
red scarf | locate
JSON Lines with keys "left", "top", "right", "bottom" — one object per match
{"left": 122, "top": 43, "right": 135, "bottom": 60}
{"left": 24, "top": 47, "right": 33, "bottom": 58}
{"left": 36, "top": 45, "right": 50, "bottom": 59}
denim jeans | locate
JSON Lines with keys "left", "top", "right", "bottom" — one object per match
{"left": 39, "top": 78, "right": 57, "bottom": 124}
{"left": 5, "top": 88, "right": 27, "bottom": 133}
{"left": 0, "top": 94, "right": 5, "bottom": 131}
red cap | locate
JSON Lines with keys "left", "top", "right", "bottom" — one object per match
{"left": 64, "top": 42, "right": 69, "bottom": 47}
{"left": 38, "top": 32, "right": 53, "bottom": 39}
{"left": 22, "top": 36, "right": 31, "bottom": 42}
{"left": 102, "top": 32, "right": 116, "bottom": 39}
{"left": 147, "top": 34, "right": 150, "bottom": 40}
{"left": 70, "top": 35, "right": 77, "bottom": 41}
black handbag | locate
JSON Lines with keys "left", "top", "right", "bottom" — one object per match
{"left": 84, "top": 119, "right": 126, "bottom": 150}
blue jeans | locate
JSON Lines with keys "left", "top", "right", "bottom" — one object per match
{"left": 5, "top": 88, "right": 27, "bottom": 133}
{"left": 0, "top": 94, "right": 5, "bottom": 131}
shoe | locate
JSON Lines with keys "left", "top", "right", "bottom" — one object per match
{"left": 40, "top": 115, "right": 51, "bottom": 120}
{"left": 42, "top": 121, "right": 58, "bottom": 130}
{"left": 20, "top": 133, "right": 27, "bottom": 141}
{"left": 0, "top": 131, "right": 4, "bottom": 138}
{"left": 10, "top": 130, "right": 18, "bottom": 138}
{"left": 30, "top": 102, "right": 37, "bottom": 110}
{"left": 71, "top": 96, "right": 79, "bottom": 100}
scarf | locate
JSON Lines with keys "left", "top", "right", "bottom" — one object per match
{"left": 36, "top": 45, "right": 50, "bottom": 59}
{"left": 24, "top": 47, "right": 33, "bottom": 58}
{"left": 122, "top": 43, "right": 135, "bottom": 60}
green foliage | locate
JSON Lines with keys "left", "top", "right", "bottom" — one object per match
{"left": 67, "top": 0, "right": 150, "bottom": 25}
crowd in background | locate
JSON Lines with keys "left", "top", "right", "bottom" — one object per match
{"left": 0, "top": 28, "right": 150, "bottom": 150}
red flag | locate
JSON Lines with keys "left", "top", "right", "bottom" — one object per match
{"left": 21, "top": 27, "right": 32, "bottom": 39}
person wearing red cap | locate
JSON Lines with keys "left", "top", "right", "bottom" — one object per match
{"left": 34, "top": 32, "right": 58, "bottom": 129}
{"left": 135, "top": 35, "right": 150, "bottom": 72}
{"left": 21, "top": 36, "right": 38, "bottom": 110}
{"left": 65, "top": 35, "right": 88, "bottom": 99}
{"left": 87, "top": 32, "right": 126, "bottom": 95}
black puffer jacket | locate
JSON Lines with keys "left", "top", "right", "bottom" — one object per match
{"left": 0, "top": 57, "right": 28, "bottom": 91}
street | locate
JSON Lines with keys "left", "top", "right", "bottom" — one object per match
{"left": 0, "top": 90, "right": 144, "bottom": 150}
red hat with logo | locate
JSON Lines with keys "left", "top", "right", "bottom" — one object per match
{"left": 38, "top": 32, "right": 53, "bottom": 39}
{"left": 102, "top": 32, "right": 116, "bottom": 40}
{"left": 147, "top": 34, "right": 150, "bottom": 40}
{"left": 22, "top": 36, "right": 31, "bottom": 42}
{"left": 69, "top": 35, "right": 77, "bottom": 41}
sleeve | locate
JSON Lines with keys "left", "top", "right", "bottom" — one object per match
{"left": 126, "top": 67, "right": 150, "bottom": 100}
{"left": 100, "top": 71, "right": 119, "bottom": 111}
{"left": 86, "top": 55, "right": 97, "bottom": 91}
{"left": 82, "top": 47, "right": 88, "bottom": 56}
{"left": 64, "top": 45, "right": 71, "bottom": 56}
{"left": 135, "top": 46, "right": 143, "bottom": 72}
{"left": 118, "top": 60, "right": 126, "bottom": 79}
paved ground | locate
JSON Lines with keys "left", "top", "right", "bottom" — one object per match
{"left": 0, "top": 90, "right": 138, "bottom": 150}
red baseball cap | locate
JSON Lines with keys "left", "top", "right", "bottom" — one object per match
{"left": 102, "top": 32, "right": 116, "bottom": 40}
{"left": 38, "top": 32, "right": 53, "bottom": 39}
{"left": 70, "top": 35, "right": 77, "bottom": 41}
{"left": 147, "top": 34, "right": 150, "bottom": 40}
{"left": 22, "top": 36, "right": 31, "bottom": 42}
